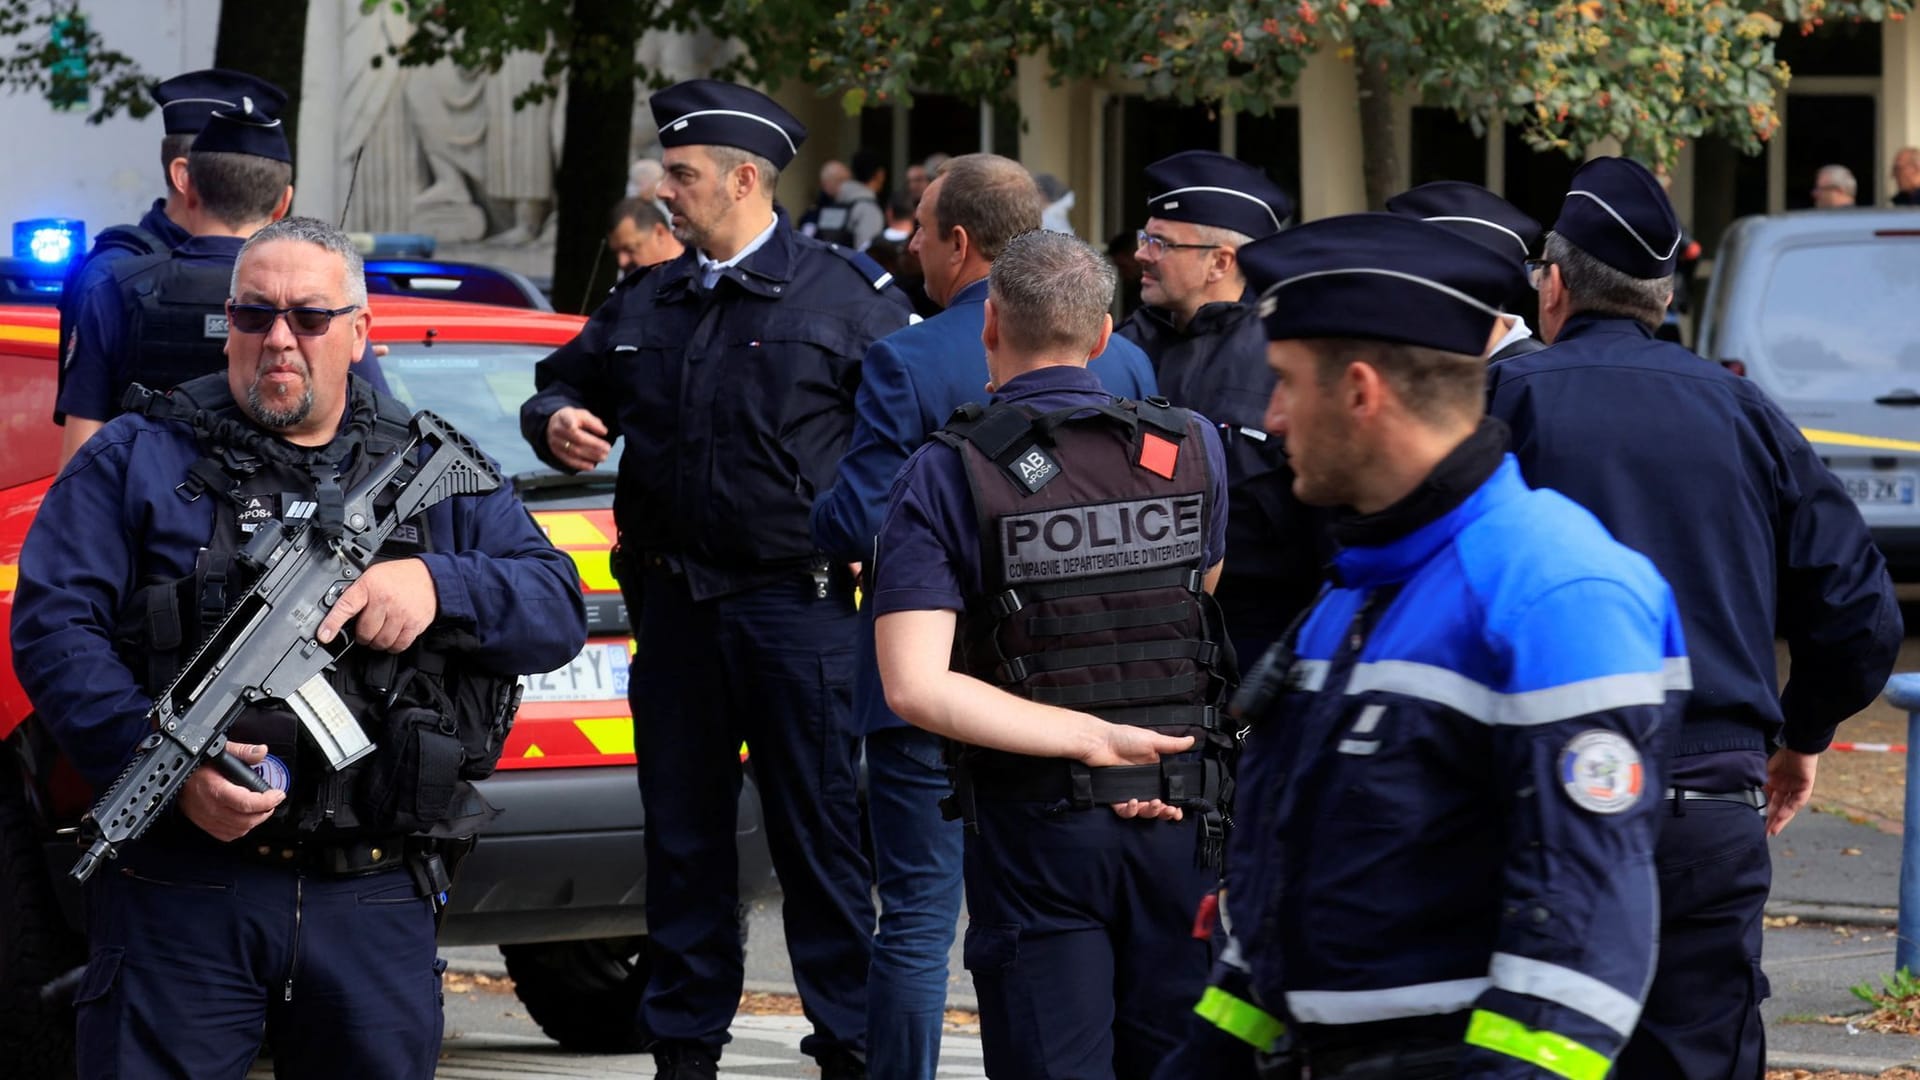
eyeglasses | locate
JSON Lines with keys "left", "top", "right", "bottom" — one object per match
{"left": 226, "top": 302, "right": 360, "bottom": 336}
{"left": 1525, "top": 259, "right": 1554, "bottom": 292}
{"left": 1135, "top": 230, "right": 1220, "bottom": 258}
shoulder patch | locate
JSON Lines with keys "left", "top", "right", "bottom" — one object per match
{"left": 821, "top": 243, "right": 895, "bottom": 293}
{"left": 1558, "top": 730, "right": 1645, "bottom": 814}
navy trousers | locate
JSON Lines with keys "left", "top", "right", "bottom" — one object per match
{"left": 630, "top": 571, "right": 874, "bottom": 1062}
{"left": 963, "top": 798, "right": 1214, "bottom": 1080}
{"left": 76, "top": 842, "right": 442, "bottom": 1080}
{"left": 1616, "top": 799, "right": 1771, "bottom": 1079}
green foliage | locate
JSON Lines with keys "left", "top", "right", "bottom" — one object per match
{"left": 810, "top": 0, "right": 1914, "bottom": 168}
{"left": 0, "top": 0, "right": 153, "bottom": 123}
{"left": 1852, "top": 965, "right": 1920, "bottom": 1008}
{"left": 366, "top": 0, "right": 840, "bottom": 108}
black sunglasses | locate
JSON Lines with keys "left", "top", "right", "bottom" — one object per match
{"left": 226, "top": 302, "right": 360, "bottom": 336}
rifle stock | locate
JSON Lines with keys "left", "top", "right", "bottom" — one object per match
{"left": 70, "top": 410, "right": 499, "bottom": 883}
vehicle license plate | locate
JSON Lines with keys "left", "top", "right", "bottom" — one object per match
{"left": 520, "top": 643, "right": 631, "bottom": 703}
{"left": 1836, "top": 470, "right": 1917, "bottom": 506}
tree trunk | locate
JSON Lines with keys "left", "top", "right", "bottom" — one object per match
{"left": 551, "top": 0, "right": 637, "bottom": 315}
{"left": 1355, "top": 56, "right": 1397, "bottom": 212}
{"left": 213, "top": 0, "right": 308, "bottom": 175}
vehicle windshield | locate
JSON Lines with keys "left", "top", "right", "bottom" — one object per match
{"left": 375, "top": 343, "right": 614, "bottom": 482}
{"left": 1756, "top": 240, "right": 1920, "bottom": 375}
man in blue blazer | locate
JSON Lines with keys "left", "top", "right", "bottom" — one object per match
{"left": 810, "top": 153, "right": 1154, "bottom": 1080}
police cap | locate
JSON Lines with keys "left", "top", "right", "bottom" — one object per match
{"left": 1385, "top": 180, "right": 1540, "bottom": 263}
{"left": 1239, "top": 213, "right": 1509, "bottom": 355}
{"left": 192, "top": 97, "right": 291, "bottom": 164}
{"left": 1144, "top": 150, "right": 1292, "bottom": 239}
{"left": 649, "top": 79, "right": 807, "bottom": 170}
{"left": 1552, "top": 157, "right": 1682, "bottom": 279}
{"left": 150, "top": 68, "right": 287, "bottom": 136}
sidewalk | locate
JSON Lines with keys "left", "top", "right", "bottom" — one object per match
{"left": 1766, "top": 805, "right": 1920, "bottom": 1072}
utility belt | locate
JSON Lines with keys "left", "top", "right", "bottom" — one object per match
{"left": 152, "top": 831, "right": 469, "bottom": 901}
{"left": 962, "top": 757, "right": 1227, "bottom": 808}
{"left": 1287, "top": 1013, "right": 1470, "bottom": 1080}
{"left": 943, "top": 753, "right": 1231, "bottom": 869}
{"left": 1666, "top": 786, "right": 1767, "bottom": 810}
{"left": 615, "top": 545, "right": 835, "bottom": 598}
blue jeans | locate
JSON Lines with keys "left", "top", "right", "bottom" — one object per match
{"left": 865, "top": 725, "right": 964, "bottom": 1080}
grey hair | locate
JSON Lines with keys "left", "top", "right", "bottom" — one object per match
{"left": 708, "top": 144, "right": 780, "bottom": 198}
{"left": 989, "top": 230, "right": 1117, "bottom": 356}
{"left": 231, "top": 216, "right": 368, "bottom": 307}
{"left": 1816, "top": 163, "right": 1858, "bottom": 197}
{"left": 1543, "top": 230, "right": 1670, "bottom": 332}
{"left": 1189, "top": 223, "right": 1255, "bottom": 250}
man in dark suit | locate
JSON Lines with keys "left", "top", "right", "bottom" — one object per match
{"left": 809, "top": 152, "right": 1154, "bottom": 1080}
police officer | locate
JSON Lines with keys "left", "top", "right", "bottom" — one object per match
{"left": 520, "top": 80, "right": 909, "bottom": 1080}
{"left": 1117, "top": 151, "right": 1321, "bottom": 659}
{"left": 1384, "top": 180, "right": 1546, "bottom": 363}
{"left": 58, "top": 97, "right": 293, "bottom": 465}
{"left": 1489, "top": 157, "right": 1903, "bottom": 1078}
{"left": 1166, "top": 212, "right": 1688, "bottom": 1079}
{"left": 810, "top": 152, "right": 1155, "bottom": 1080}
{"left": 12, "top": 215, "right": 587, "bottom": 1080}
{"left": 873, "top": 229, "right": 1233, "bottom": 1080}
{"left": 55, "top": 68, "right": 286, "bottom": 382}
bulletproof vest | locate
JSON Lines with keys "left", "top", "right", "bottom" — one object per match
{"left": 812, "top": 201, "right": 857, "bottom": 246}
{"left": 56, "top": 223, "right": 165, "bottom": 404}
{"left": 105, "top": 247, "right": 236, "bottom": 414}
{"left": 113, "top": 373, "right": 518, "bottom": 840}
{"left": 938, "top": 398, "right": 1235, "bottom": 766}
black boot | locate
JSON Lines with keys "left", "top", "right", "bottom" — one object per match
{"left": 820, "top": 1049, "right": 868, "bottom": 1080}
{"left": 652, "top": 1041, "right": 719, "bottom": 1080}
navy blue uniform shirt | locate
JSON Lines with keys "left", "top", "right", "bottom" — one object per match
{"left": 1489, "top": 313, "right": 1901, "bottom": 787}
{"left": 523, "top": 212, "right": 912, "bottom": 601}
{"left": 1117, "top": 296, "right": 1330, "bottom": 644}
{"left": 871, "top": 364, "right": 1228, "bottom": 617}
{"left": 11, "top": 391, "right": 586, "bottom": 788}
{"left": 810, "top": 277, "right": 1157, "bottom": 736}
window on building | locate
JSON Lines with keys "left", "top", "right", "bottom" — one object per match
{"left": 1692, "top": 137, "right": 1769, "bottom": 255}
{"left": 1777, "top": 21, "right": 1881, "bottom": 77}
{"left": 1787, "top": 94, "right": 1878, "bottom": 208}
{"left": 1502, "top": 128, "right": 1578, "bottom": 230}
{"left": 1234, "top": 107, "right": 1302, "bottom": 218}
{"left": 1409, "top": 106, "right": 1485, "bottom": 188}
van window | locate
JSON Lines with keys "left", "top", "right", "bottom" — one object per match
{"left": 1756, "top": 241, "right": 1920, "bottom": 374}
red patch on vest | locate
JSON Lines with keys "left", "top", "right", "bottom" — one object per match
{"left": 1138, "top": 432, "right": 1179, "bottom": 479}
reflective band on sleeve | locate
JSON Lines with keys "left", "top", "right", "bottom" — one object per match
{"left": 1464, "top": 1010, "right": 1611, "bottom": 1080}
{"left": 1194, "top": 986, "right": 1287, "bottom": 1050}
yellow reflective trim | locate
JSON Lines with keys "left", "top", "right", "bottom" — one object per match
{"left": 1802, "top": 428, "right": 1920, "bottom": 455}
{"left": 1193, "top": 986, "right": 1286, "bottom": 1049}
{"left": 0, "top": 564, "right": 16, "bottom": 591}
{"left": 1464, "top": 1010, "right": 1610, "bottom": 1080}
{"left": 0, "top": 324, "right": 57, "bottom": 346}
{"left": 522, "top": 745, "right": 546, "bottom": 758}
{"left": 541, "top": 513, "right": 610, "bottom": 547}
{"left": 574, "top": 717, "right": 635, "bottom": 755}
{"left": 569, "top": 549, "right": 619, "bottom": 591}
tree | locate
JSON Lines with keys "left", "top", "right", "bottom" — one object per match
{"left": 373, "top": 0, "right": 833, "bottom": 312}
{"left": 812, "top": 0, "right": 1911, "bottom": 209}
{"left": 1, "top": 0, "right": 153, "bottom": 124}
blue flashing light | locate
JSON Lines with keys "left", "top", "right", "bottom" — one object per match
{"left": 13, "top": 218, "right": 86, "bottom": 267}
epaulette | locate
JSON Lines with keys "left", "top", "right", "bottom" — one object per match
{"left": 821, "top": 242, "right": 896, "bottom": 293}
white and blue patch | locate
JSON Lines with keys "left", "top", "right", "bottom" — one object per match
{"left": 1557, "top": 730, "right": 1644, "bottom": 815}
{"left": 251, "top": 752, "right": 291, "bottom": 793}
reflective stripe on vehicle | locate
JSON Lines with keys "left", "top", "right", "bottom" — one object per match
{"left": 1803, "top": 428, "right": 1920, "bottom": 455}
{"left": 0, "top": 324, "right": 57, "bottom": 346}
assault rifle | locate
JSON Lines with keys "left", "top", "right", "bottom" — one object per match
{"left": 69, "top": 411, "right": 500, "bottom": 883}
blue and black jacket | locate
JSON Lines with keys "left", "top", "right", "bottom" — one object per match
{"left": 1207, "top": 423, "right": 1687, "bottom": 1079}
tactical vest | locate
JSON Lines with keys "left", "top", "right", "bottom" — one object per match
{"left": 934, "top": 397, "right": 1236, "bottom": 858}
{"left": 102, "top": 248, "right": 236, "bottom": 416}
{"left": 56, "top": 223, "right": 166, "bottom": 409}
{"left": 114, "top": 373, "right": 519, "bottom": 841}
